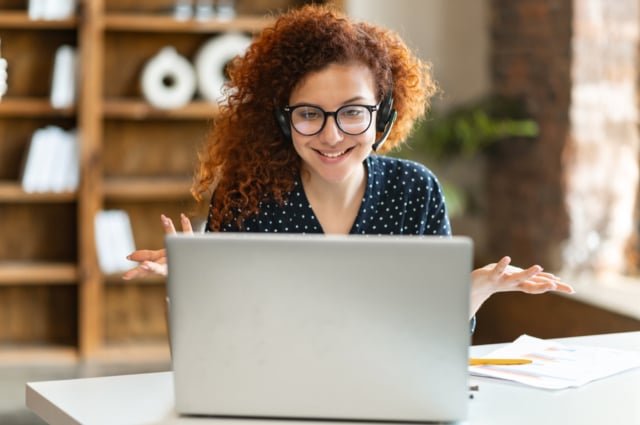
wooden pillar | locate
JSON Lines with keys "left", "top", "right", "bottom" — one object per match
{"left": 77, "top": 0, "right": 104, "bottom": 357}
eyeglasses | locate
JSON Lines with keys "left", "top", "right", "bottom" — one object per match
{"left": 283, "top": 103, "right": 380, "bottom": 136}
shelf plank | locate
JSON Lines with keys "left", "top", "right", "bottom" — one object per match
{"left": 96, "top": 341, "right": 171, "bottom": 364}
{"left": 103, "top": 99, "right": 218, "bottom": 120}
{"left": 0, "top": 342, "right": 171, "bottom": 365}
{"left": 0, "top": 97, "right": 75, "bottom": 117}
{"left": 0, "top": 11, "right": 77, "bottom": 29}
{"left": 104, "top": 13, "right": 273, "bottom": 33}
{"left": 0, "top": 262, "right": 78, "bottom": 285}
{"left": 104, "top": 177, "right": 193, "bottom": 201}
{"left": 105, "top": 274, "right": 165, "bottom": 285}
{"left": 0, "top": 181, "right": 77, "bottom": 202}
{"left": 0, "top": 345, "right": 78, "bottom": 364}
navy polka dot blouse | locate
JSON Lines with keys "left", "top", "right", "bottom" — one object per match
{"left": 210, "top": 155, "right": 451, "bottom": 236}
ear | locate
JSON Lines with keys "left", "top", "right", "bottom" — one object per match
{"left": 372, "top": 109, "right": 397, "bottom": 152}
{"left": 375, "top": 90, "right": 394, "bottom": 133}
{"left": 273, "top": 102, "right": 292, "bottom": 142}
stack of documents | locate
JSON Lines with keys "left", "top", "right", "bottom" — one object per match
{"left": 469, "top": 334, "right": 640, "bottom": 390}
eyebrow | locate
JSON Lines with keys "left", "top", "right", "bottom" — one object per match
{"left": 342, "top": 96, "right": 367, "bottom": 104}
{"left": 290, "top": 96, "right": 375, "bottom": 108}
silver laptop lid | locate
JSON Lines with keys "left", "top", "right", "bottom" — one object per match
{"left": 166, "top": 233, "right": 472, "bottom": 422}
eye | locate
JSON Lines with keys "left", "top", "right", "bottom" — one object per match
{"left": 339, "top": 106, "right": 366, "bottom": 119}
{"left": 294, "top": 107, "right": 322, "bottom": 121}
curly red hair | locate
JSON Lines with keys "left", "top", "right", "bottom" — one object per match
{"left": 192, "top": 4, "right": 438, "bottom": 231}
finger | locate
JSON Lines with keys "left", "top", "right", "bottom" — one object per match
{"left": 520, "top": 264, "right": 544, "bottom": 279}
{"left": 496, "top": 264, "right": 543, "bottom": 292}
{"left": 531, "top": 271, "right": 559, "bottom": 280}
{"left": 504, "top": 265, "right": 525, "bottom": 273}
{"left": 161, "top": 214, "right": 177, "bottom": 234}
{"left": 122, "top": 265, "right": 154, "bottom": 280}
{"left": 127, "top": 249, "right": 167, "bottom": 262}
{"left": 140, "top": 261, "right": 168, "bottom": 276}
{"left": 517, "top": 280, "right": 557, "bottom": 294}
{"left": 121, "top": 270, "right": 136, "bottom": 280}
{"left": 122, "top": 267, "right": 142, "bottom": 280}
{"left": 180, "top": 213, "right": 194, "bottom": 233}
{"left": 524, "top": 271, "right": 573, "bottom": 291}
{"left": 520, "top": 278, "right": 575, "bottom": 294}
{"left": 121, "top": 260, "right": 169, "bottom": 280}
{"left": 555, "top": 281, "right": 575, "bottom": 294}
{"left": 491, "top": 256, "right": 512, "bottom": 278}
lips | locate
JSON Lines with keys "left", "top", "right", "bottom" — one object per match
{"left": 315, "top": 146, "right": 354, "bottom": 158}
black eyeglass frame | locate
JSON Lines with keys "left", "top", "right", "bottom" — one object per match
{"left": 283, "top": 102, "right": 381, "bottom": 137}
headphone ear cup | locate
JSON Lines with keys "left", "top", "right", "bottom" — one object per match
{"left": 376, "top": 93, "right": 394, "bottom": 132}
{"left": 274, "top": 108, "right": 292, "bottom": 142}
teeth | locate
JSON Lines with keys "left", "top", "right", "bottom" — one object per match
{"left": 319, "top": 150, "right": 347, "bottom": 158}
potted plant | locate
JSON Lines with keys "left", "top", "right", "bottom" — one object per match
{"left": 393, "top": 95, "right": 539, "bottom": 218}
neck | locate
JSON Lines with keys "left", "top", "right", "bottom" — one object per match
{"left": 301, "top": 164, "right": 366, "bottom": 208}
{"left": 300, "top": 163, "right": 367, "bottom": 234}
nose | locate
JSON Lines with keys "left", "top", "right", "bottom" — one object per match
{"left": 319, "top": 115, "right": 344, "bottom": 145}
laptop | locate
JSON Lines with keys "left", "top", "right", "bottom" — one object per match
{"left": 165, "top": 233, "right": 472, "bottom": 422}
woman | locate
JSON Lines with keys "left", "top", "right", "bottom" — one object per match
{"left": 123, "top": 4, "right": 573, "bottom": 319}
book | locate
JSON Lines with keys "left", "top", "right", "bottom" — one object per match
{"left": 21, "top": 128, "right": 48, "bottom": 193}
{"left": 94, "top": 210, "right": 138, "bottom": 275}
{"left": 50, "top": 45, "right": 77, "bottom": 109}
{"left": 29, "top": 0, "right": 77, "bottom": 20}
{"left": 21, "top": 126, "right": 79, "bottom": 193}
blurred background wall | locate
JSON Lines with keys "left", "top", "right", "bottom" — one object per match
{"left": 347, "top": 0, "right": 490, "bottom": 111}
{"left": 347, "top": 0, "right": 640, "bottom": 342}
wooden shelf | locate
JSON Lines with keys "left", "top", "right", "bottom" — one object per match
{"left": 0, "top": 181, "right": 77, "bottom": 202}
{"left": 0, "top": 0, "right": 323, "bottom": 362}
{"left": 0, "top": 11, "right": 77, "bottom": 29}
{"left": 104, "top": 13, "right": 274, "bottom": 33}
{"left": 0, "top": 261, "right": 78, "bottom": 285}
{"left": 0, "top": 98, "right": 75, "bottom": 118}
{"left": 104, "top": 177, "right": 193, "bottom": 201}
{"left": 103, "top": 99, "right": 218, "bottom": 120}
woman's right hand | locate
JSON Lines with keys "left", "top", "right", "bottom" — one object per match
{"left": 122, "top": 213, "right": 193, "bottom": 280}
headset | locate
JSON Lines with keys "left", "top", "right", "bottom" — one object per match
{"left": 274, "top": 87, "right": 397, "bottom": 152}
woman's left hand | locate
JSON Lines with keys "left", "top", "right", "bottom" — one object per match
{"left": 470, "top": 256, "right": 574, "bottom": 317}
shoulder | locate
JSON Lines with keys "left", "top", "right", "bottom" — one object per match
{"left": 366, "top": 155, "right": 441, "bottom": 187}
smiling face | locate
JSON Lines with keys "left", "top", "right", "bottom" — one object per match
{"left": 288, "top": 62, "right": 378, "bottom": 187}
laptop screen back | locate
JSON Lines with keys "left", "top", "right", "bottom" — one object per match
{"left": 166, "top": 233, "right": 472, "bottom": 422}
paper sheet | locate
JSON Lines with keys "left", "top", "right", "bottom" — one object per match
{"left": 469, "top": 334, "right": 640, "bottom": 390}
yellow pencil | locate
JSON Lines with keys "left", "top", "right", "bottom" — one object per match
{"left": 469, "top": 358, "right": 533, "bottom": 366}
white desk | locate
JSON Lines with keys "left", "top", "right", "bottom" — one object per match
{"left": 26, "top": 332, "right": 640, "bottom": 425}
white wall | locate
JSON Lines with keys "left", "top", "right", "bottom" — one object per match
{"left": 345, "top": 0, "right": 490, "bottom": 110}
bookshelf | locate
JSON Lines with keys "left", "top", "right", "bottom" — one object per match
{"left": 0, "top": 0, "right": 343, "bottom": 362}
